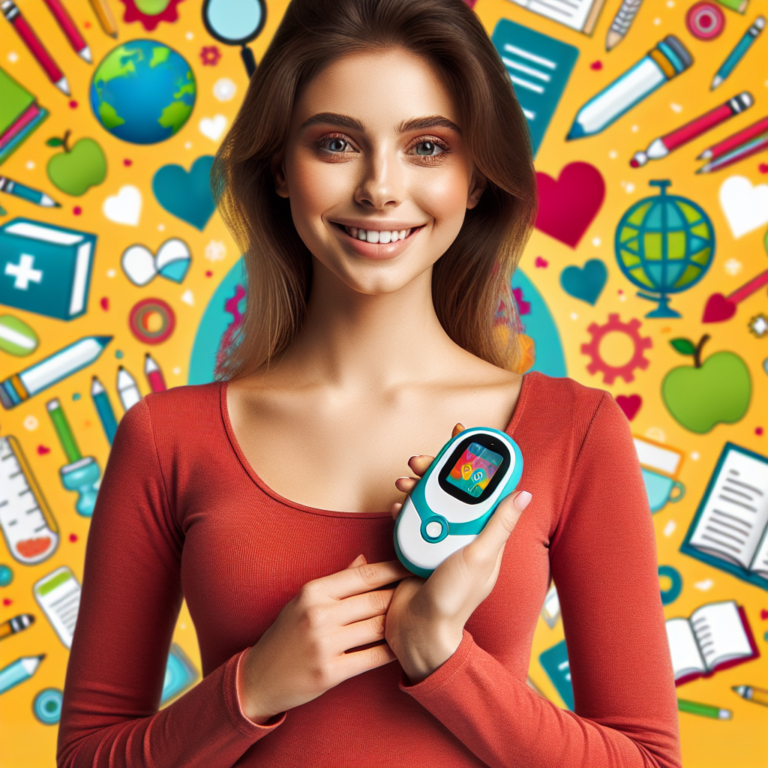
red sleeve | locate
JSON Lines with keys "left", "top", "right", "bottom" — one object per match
{"left": 398, "top": 392, "right": 682, "bottom": 768}
{"left": 56, "top": 397, "right": 287, "bottom": 768}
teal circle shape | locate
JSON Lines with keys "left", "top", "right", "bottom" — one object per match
{"left": 0, "top": 564, "right": 12, "bottom": 587}
{"left": 33, "top": 688, "right": 63, "bottom": 725}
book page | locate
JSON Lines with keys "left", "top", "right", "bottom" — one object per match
{"left": 506, "top": 0, "right": 604, "bottom": 33}
{"left": 688, "top": 446, "right": 768, "bottom": 571}
{"left": 665, "top": 617, "right": 706, "bottom": 681}
{"left": 691, "top": 600, "right": 752, "bottom": 672}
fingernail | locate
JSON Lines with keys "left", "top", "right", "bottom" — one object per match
{"left": 514, "top": 491, "right": 533, "bottom": 511}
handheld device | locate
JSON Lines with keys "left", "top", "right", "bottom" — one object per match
{"left": 394, "top": 427, "right": 523, "bottom": 578}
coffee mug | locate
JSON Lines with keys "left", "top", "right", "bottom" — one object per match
{"left": 633, "top": 435, "right": 686, "bottom": 514}
{"left": 641, "top": 468, "right": 685, "bottom": 513}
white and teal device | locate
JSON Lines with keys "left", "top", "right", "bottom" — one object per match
{"left": 394, "top": 427, "right": 523, "bottom": 578}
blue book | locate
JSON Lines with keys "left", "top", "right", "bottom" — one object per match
{"left": 491, "top": 18, "right": 579, "bottom": 157}
{"left": 681, "top": 442, "right": 768, "bottom": 592}
{"left": 539, "top": 639, "right": 574, "bottom": 710}
{"left": 0, "top": 218, "right": 96, "bottom": 321}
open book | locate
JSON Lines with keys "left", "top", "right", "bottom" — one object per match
{"left": 666, "top": 600, "right": 759, "bottom": 686}
{"left": 681, "top": 443, "right": 768, "bottom": 591}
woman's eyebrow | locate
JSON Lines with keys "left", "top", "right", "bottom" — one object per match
{"left": 300, "top": 112, "right": 462, "bottom": 136}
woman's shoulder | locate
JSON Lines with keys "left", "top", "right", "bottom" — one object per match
{"left": 140, "top": 380, "right": 223, "bottom": 433}
{"left": 524, "top": 370, "right": 610, "bottom": 421}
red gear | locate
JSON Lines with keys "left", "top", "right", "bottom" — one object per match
{"left": 581, "top": 313, "right": 652, "bottom": 384}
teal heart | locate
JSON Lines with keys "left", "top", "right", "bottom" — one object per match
{"left": 560, "top": 259, "right": 607, "bottom": 305}
{"left": 152, "top": 155, "right": 215, "bottom": 231}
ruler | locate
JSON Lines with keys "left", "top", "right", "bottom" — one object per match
{"left": 0, "top": 435, "right": 59, "bottom": 564}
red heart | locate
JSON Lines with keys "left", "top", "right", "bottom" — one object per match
{"left": 535, "top": 256, "right": 548, "bottom": 268}
{"left": 37, "top": 445, "right": 51, "bottom": 455}
{"left": 616, "top": 394, "right": 642, "bottom": 421}
{"left": 2, "top": 598, "right": 12, "bottom": 607}
{"left": 759, "top": 163, "right": 768, "bottom": 174}
{"left": 100, "top": 297, "right": 109, "bottom": 311}
{"left": 535, "top": 162, "right": 606, "bottom": 248}
{"left": 702, "top": 293, "right": 736, "bottom": 323}
{"left": 590, "top": 60, "right": 603, "bottom": 70}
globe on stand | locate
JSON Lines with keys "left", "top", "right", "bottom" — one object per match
{"left": 614, "top": 180, "right": 715, "bottom": 318}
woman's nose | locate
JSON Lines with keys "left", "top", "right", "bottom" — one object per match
{"left": 353, "top": 148, "right": 405, "bottom": 209}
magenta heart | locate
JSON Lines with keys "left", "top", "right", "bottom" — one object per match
{"left": 37, "top": 445, "right": 51, "bottom": 455}
{"left": 702, "top": 293, "right": 736, "bottom": 323}
{"left": 535, "top": 162, "right": 606, "bottom": 248}
{"left": 100, "top": 297, "right": 109, "bottom": 311}
{"left": 616, "top": 395, "right": 642, "bottom": 421}
{"left": 535, "top": 256, "right": 548, "bottom": 268}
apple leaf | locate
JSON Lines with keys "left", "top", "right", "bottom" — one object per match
{"left": 46, "top": 138, "right": 64, "bottom": 147}
{"left": 670, "top": 338, "right": 696, "bottom": 356}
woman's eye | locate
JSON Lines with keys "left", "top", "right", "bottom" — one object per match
{"left": 413, "top": 141, "right": 443, "bottom": 157}
{"left": 326, "top": 138, "right": 348, "bottom": 153}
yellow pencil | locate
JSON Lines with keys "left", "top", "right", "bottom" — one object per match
{"left": 89, "top": 0, "right": 117, "bottom": 38}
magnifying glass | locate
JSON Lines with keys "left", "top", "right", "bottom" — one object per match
{"left": 202, "top": 0, "right": 267, "bottom": 78}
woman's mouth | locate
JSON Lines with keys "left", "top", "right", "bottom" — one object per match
{"left": 332, "top": 222, "right": 425, "bottom": 243}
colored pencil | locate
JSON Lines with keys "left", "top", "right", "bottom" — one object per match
{"left": 89, "top": 0, "right": 118, "bottom": 38}
{"left": 696, "top": 133, "right": 768, "bottom": 173}
{"left": 697, "top": 115, "right": 768, "bottom": 159}
{"left": 711, "top": 16, "right": 764, "bottom": 90}
{"left": 0, "top": 0, "right": 70, "bottom": 96}
{"left": 43, "top": 0, "right": 92, "bottom": 63}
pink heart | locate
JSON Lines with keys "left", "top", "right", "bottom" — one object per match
{"left": 535, "top": 256, "right": 548, "bottom": 268}
{"left": 37, "top": 445, "right": 51, "bottom": 455}
{"left": 702, "top": 293, "right": 736, "bottom": 323}
{"left": 535, "top": 162, "right": 606, "bottom": 248}
{"left": 616, "top": 395, "right": 642, "bottom": 421}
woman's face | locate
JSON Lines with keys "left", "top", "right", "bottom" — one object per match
{"left": 273, "top": 47, "right": 486, "bottom": 295}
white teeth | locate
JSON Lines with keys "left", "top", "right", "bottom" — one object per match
{"left": 344, "top": 226, "right": 415, "bottom": 242}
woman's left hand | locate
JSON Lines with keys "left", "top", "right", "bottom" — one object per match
{"left": 384, "top": 423, "right": 532, "bottom": 685}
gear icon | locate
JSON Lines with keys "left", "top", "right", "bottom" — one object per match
{"left": 581, "top": 313, "right": 652, "bottom": 384}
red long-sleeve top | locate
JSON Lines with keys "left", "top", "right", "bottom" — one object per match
{"left": 56, "top": 370, "right": 682, "bottom": 768}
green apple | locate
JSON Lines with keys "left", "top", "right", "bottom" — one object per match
{"left": 662, "top": 334, "right": 751, "bottom": 434}
{"left": 46, "top": 131, "right": 107, "bottom": 196}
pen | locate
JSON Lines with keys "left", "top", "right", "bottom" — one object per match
{"left": 711, "top": 16, "right": 764, "bottom": 90}
{"left": 0, "top": 176, "right": 60, "bottom": 207}
{"left": 631, "top": 91, "right": 752, "bottom": 167}
{"left": 0, "top": 0, "right": 70, "bottom": 96}
{"left": 42, "top": 0, "right": 92, "bottom": 63}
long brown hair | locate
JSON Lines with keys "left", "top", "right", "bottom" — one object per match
{"left": 210, "top": 0, "right": 537, "bottom": 381}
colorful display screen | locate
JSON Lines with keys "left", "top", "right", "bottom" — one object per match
{"left": 445, "top": 442, "right": 504, "bottom": 498}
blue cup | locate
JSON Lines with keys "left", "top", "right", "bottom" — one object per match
{"left": 642, "top": 468, "right": 685, "bottom": 513}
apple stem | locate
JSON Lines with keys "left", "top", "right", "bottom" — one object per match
{"left": 62, "top": 129, "right": 71, "bottom": 153}
{"left": 693, "top": 334, "right": 710, "bottom": 368}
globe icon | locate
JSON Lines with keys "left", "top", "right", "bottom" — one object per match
{"left": 615, "top": 180, "right": 715, "bottom": 318}
{"left": 90, "top": 40, "right": 196, "bottom": 145}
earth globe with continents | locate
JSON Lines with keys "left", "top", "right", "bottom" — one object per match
{"left": 615, "top": 180, "right": 715, "bottom": 318}
{"left": 90, "top": 40, "right": 196, "bottom": 145}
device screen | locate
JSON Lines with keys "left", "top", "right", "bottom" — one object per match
{"left": 445, "top": 442, "right": 504, "bottom": 498}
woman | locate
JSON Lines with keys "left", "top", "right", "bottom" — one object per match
{"left": 57, "top": 1, "right": 682, "bottom": 766}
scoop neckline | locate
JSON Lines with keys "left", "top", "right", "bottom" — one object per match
{"left": 219, "top": 370, "right": 535, "bottom": 518}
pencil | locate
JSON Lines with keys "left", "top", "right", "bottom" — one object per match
{"left": 89, "top": 0, "right": 118, "bottom": 38}
{"left": 697, "top": 115, "right": 768, "bottom": 159}
{"left": 42, "top": 0, "right": 91, "bottom": 63}
{"left": 711, "top": 16, "right": 764, "bottom": 90}
{"left": 696, "top": 133, "right": 768, "bottom": 173}
{"left": 0, "top": 176, "right": 60, "bottom": 207}
{"left": 631, "top": 91, "right": 752, "bottom": 167}
{"left": 0, "top": 0, "right": 70, "bottom": 96}
{"left": 606, "top": 0, "right": 644, "bottom": 52}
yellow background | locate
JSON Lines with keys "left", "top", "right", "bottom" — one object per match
{"left": 0, "top": 0, "right": 766, "bottom": 766}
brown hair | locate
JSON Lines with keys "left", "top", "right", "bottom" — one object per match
{"left": 210, "top": 0, "right": 537, "bottom": 381}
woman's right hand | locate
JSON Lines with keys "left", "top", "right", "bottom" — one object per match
{"left": 238, "top": 554, "right": 413, "bottom": 723}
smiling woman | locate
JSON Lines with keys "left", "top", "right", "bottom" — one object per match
{"left": 56, "top": 1, "right": 682, "bottom": 767}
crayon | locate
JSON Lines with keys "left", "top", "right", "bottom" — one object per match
{"left": 631, "top": 92, "right": 752, "bottom": 166}
{"left": 711, "top": 16, "right": 764, "bottom": 89}
{"left": 0, "top": 1, "right": 70, "bottom": 96}
{"left": 0, "top": 177, "right": 60, "bottom": 207}
{"left": 568, "top": 36, "right": 693, "bottom": 140}
{"left": 0, "top": 654, "right": 45, "bottom": 694}
{"left": 91, "top": 376, "right": 117, "bottom": 444}
{"left": 0, "top": 335, "right": 112, "bottom": 409}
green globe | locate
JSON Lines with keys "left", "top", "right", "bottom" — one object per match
{"left": 90, "top": 40, "right": 196, "bottom": 145}
{"left": 615, "top": 180, "right": 715, "bottom": 318}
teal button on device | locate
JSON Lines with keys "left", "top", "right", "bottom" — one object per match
{"left": 394, "top": 427, "right": 523, "bottom": 578}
